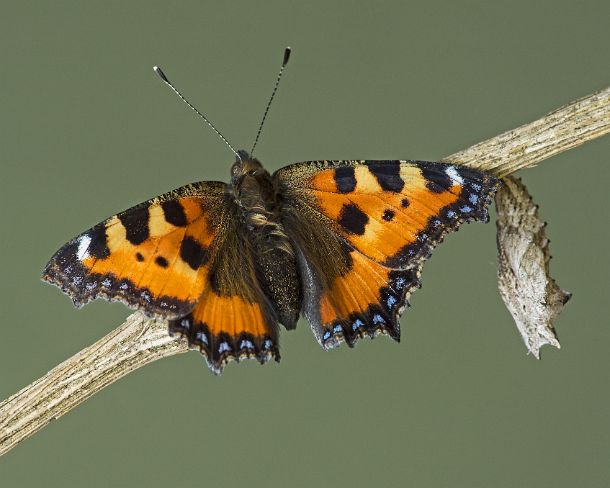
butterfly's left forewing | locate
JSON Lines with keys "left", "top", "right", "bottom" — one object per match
{"left": 275, "top": 160, "right": 499, "bottom": 349}
{"left": 43, "top": 181, "right": 227, "bottom": 319}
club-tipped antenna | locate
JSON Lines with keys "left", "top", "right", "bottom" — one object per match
{"left": 250, "top": 47, "right": 291, "bottom": 155}
{"left": 153, "top": 65, "right": 241, "bottom": 161}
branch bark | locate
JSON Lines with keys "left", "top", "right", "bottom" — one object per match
{"left": 0, "top": 314, "right": 187, "bottom": 456}
{"left": 441, "top": 86, "right": 610, "bottom": 175}
{"left": 2, "top": 85, "right": 610, "bottom": 457}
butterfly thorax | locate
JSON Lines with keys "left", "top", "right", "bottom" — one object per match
{"left": 228, "top": 153, "right": 301, "bottom": 329}
{"left": 229, "top": 155, "right": 287, "bottom": 249}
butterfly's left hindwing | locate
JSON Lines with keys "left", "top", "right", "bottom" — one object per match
{"left": 167, "top": 209, "right": 281, "bottom": 374}
{"left": 43, "top": 182, "right": 227, "bottom": 319}
{"left": 275, "top": 160, "right": 499, "bottom": 349}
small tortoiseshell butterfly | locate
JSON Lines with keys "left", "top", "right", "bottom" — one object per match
{"left": 43, "top": 48, "right": 500, "bottom": 374}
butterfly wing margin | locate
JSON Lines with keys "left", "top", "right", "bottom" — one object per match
{"left": 42, "top": 181, "right": 228, "bottom": 319}
{"left": 275, "top": 160, "right": 499, "bottom": 348}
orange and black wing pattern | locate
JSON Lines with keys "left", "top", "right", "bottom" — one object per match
{"left": 167, "top": 215, "right": 280, "bottom": 374}
{"left": 275, "top": 160, "right": 499, "bottom": 349}
{"left": 43, "top": 181, "right": 280, "bottom": 374}
{"left": 43, "top": 182, "right": 227, "bottom": 319}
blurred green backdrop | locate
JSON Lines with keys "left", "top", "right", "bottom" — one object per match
{"left": 1, "top": 1, "right": 609, "bottom": 486}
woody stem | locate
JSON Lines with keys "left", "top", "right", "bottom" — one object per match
{"left": 442, "top": 85, "right": 610, "bottom": 175}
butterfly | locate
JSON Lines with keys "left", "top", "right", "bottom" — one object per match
{"left": 42, "top": 48, "right": 500, "bottom": 374}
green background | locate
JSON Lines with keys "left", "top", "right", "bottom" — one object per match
{"left": 1, "top": 1, "right": 609, "bottom": 486}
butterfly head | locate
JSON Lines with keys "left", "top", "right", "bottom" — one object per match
{"left": 231, "top": 150, "right": 262, "bottom": 182}
{"left": 230, "top": 150, "right": 273, "bottom": 198}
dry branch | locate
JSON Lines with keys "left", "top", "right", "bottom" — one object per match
{"left": 1, "top": 85, "right": 610, "bottom": 457}
{"left": 0, "top": 314, "right": 186, "bottom": 456}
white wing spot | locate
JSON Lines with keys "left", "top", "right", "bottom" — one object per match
{"left": 445, "top": 166, "right": 464, "bottom": 185}
{"left": 373, "top": 314, "right": 385, "bottom": 324}
{"left": 195, "top": 331, "right": 208, "bottom": 344}
{"left": 76, "top": 235, "right": 92, "bottom": 261}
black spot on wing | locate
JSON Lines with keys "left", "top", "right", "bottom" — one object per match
{"left": 383, "top": 169, "right": 501, "bottom": 269}
{"left": 364, "top": 160, "right": 404, "bottom": 192}
{"left": 382, "top": 209, "right": 395, "bottom": 222}
{"left": 161, "top": 200, "right": 188, "bottom": 227}
{"left": 155, "top": 256, "right": 169, "bottom": 268}
{"left": 88, "top": 225, "right": 110, "bottom": 259}
{"left": 135, "top": 252, "right": 144, "bottom": 262}
{"left": 118, "top": 203, "right": 150, "bottom": 245}
{"left": 418, "top": 162, "right": 453, "bottom": 193}
{"left": 334, "top": 166, "right": 356, "bottom": 193}
{"left": 180, "top": 235, "right": 209, "bottom": 270}
{"left": 401, "top": 198, "right": 410, "bottom": 208}
{"left": 338, "top": 204, "right": 369, "bottom": 235}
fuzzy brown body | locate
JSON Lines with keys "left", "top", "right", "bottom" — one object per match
{"left": 228, "top": 155, "right": 301, "bottom": 329}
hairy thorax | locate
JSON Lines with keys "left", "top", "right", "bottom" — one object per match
{"left": 229, "top": 155, "right": 301, "bottom": 328}
{"left": 230, "top": 158, "right": 291, "bottom": 250}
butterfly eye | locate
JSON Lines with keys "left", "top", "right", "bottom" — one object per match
{"left": 230, "top": 163, "right": 241, "bottom": 177}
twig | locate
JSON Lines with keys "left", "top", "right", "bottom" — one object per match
{"left": 1, "top": 85, "right": 610, "bottom": 457}
{"left": 442, "top": 86, "right": 610, "bottom": 175}
{"left": 0, "top": 314, "right": 187, "bottom": 457}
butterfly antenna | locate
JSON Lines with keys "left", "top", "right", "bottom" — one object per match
{"left": 153, "top": 65, "right": 241, "bottom": 161}
{"left": 250, "top": 47, "right": 291, "bottom": 155}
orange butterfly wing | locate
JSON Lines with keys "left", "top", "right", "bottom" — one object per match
{"left": 44, "top": 181, "right": 281, "bottom": 374}
{"left": 43, "top": 182, "right": 227, "bottom": 318}
{"left": 275, "top": 160, "right": 499, "bottom": 348}
{"left": 168, "top": 218, "right": 281, "bottom": 374}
